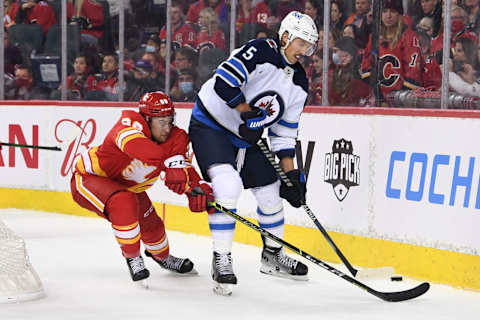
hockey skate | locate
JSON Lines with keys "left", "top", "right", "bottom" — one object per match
{"left": 144, "top": 250, "right": 197, "bottom": 275}
{"left": 260, "top": 245, "right": 309, "bottom": 281}
{"left": 126, "top": 256, "right": 150, "bottom": 288}
{"left": 212, "top": 251, "right": 237, "bottom": 296}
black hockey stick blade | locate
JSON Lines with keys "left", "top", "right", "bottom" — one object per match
{"left": 209, "top": 201, "right": 430, "bottom": 302}
{"left": 0, "top": 142, "right": 61, "bottom": 151}
{"left": 369, "top": 282, "right": 430, "bottom": 302}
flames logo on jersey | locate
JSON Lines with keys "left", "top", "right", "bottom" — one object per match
{"left": 379, "top": 54, "right": 401, "bottom": 88}
{"left": 324, "top": 139, "right": 360, "bottom": 202}
{"left": 249, "top": 90, "right": 285, "bottom": 128}
{"left": 123, "top": 159, "right": 156, "bottom": 184}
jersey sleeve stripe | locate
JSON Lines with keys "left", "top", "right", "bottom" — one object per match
{"left": 229, "top": 57, "right": 248, "bottom": 82}
{"left": 223, "top": 62, "right": 245, "bottom": 83}
{"left": 215, "top": 69, "right": 240, "bottom": 87}
{"left": 218, "top": 65, "right": 243, "bottom": 85}
{"left": 278, "top": 119, "right": 299, "bottom": 128}
{"left": 120, "top": 132, "right": 145, "bottom": 151}
{"left": 89, "top": 147, "right": 107, "bottom": 177}
{"left": 116, "top": 128, "right": 145, "bottom": 150}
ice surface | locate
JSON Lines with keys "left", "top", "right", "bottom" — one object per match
{"left": 0, "top": 209, "right": 478, "bottom": 320}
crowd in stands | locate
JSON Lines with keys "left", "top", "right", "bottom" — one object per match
{"left": 4, "top": 0, "right": 480, "bottom": 108}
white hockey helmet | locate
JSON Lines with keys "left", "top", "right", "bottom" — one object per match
{"left": 278, "top": 11, "right": 318, "bottom": 56}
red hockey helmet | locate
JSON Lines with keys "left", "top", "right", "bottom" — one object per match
{"left": 138, "top": 91, "right": 175, "bottom": 118}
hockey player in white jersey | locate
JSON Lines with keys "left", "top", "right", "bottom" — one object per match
{"left": 189, "top": 11, "right": 317, "bottom": 295}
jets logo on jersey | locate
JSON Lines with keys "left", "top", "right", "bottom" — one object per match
{"left": 324, "top": 139, "right": 360, "bottom": 202}
{"left": 249, "top": 91, "right": 285, "bottom": 128}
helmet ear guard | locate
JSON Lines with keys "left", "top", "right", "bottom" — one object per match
{"left": 278, "top": 11, "right": 318, "bottom": 56}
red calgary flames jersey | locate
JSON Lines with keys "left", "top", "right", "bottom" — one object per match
{"left": 361, "top": 28, "right": 422, "bottom": 98}
{"left": 75, "top": 110, "right": 190, "bottom": 193}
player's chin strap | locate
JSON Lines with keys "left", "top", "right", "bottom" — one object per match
{"left": 257, "top": 138, "right": 394, "bottom": 279}
{"left": 208, "top": 200, "right": 430, "bottom": 302}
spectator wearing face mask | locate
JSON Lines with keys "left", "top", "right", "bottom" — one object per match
{"left": 329, "top": 36, "right": 370, "bottom": 106}
{"left": 170, "top": 67, "right": 198, "bottom": 102}
{"left": 6, "top": 64, "right": 50, "bottom": 100}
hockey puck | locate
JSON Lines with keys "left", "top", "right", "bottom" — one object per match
{"left": 391, "top": 276, "right": 403, "bottom": 281}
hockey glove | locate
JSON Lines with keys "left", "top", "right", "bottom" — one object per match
{"left": 238, "top": 107, "right": 267, "bottom": 144}
{"left": 187, "top": 182, "right": 215, "bottom": 213}
{"left": 280, "top": 169, "right": 307, "bottom": 208}
{"left": 165, "top": 168, "right": 189, "bottom": 194}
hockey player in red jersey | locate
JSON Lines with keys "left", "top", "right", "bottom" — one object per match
{"left": 70, "top": 91, "right": 214, "bottom": 282}
{"left": 361, "top": 0, "right": 423, "bottom": 106}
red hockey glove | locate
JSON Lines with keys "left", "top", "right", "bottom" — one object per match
{"left": 164, "top": 168, "right": 189, "bottom": 194}
{"left": 187, "top": 182, "right": 215, "bottom": 214}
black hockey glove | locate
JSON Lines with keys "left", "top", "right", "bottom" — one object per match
{"left": 280, "top": 169, "right": 307, "bottom": 208}
{"left": 238, "top": 107, "right": 267, "bottom": 144}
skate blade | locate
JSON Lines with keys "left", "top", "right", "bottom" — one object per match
{"left": 135, "top": 278, "right": 149, "bottom": 289}
{"left": 166, "top": 267, "right": 199, "bottom": 276}
{"left": 212, "top": 281, "right": 233, "bottom": 296}
{"left": 260, "top": 265, "right": 309, "bottom": 281}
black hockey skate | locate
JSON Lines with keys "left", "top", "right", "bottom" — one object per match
{"left": 126, "top": 256, "right": 150, "bottom": 282}
{"left": 260, "top": 245, "right": 309, "bottom": 281}
{"left": 212, "top": 251, "right": 237, "bottom": 296}
{"left": 144, "top": 250, "right": 197, "bottom": 274}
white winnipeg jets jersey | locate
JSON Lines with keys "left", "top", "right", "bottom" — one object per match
{"left": 194, "top": 37, "right": 309, "bottom": 157}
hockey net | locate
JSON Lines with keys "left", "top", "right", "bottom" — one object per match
{"left": 0, "top": 218, "right": 45, "bottom": 303}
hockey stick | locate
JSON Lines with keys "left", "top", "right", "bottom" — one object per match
{"left": 257, "top": 139, "right": 394, "bottom": 279}
{"left": 0, "top": 143, "right": 61, "bottom": 151}
{"left": 0, "top": 126, "right": 82, "bottom": 152}
{"left": 209, "top": 201, "right": 429, "bottom": 302}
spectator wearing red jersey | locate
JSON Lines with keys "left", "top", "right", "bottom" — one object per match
{"left": 186, "top": 0, "right": 225, "bottom": 25}
{"left": 71, "top": 0, "right": 106, "bottom": 47}
{"left": 416, "top": 31, "right": 442, "bottom": 90}
{"left": 160, "top": 0, "right": 196, "bottom": 50}
{"left": 236, "top": 0, "right": 271, "bottom": 33}
{"left": 86, "top": 53, "right": 119, "bottom": 101}
{"left": 4, "top": 0, "right": 19, "bottom": 29}
{"left": 361, "top": 0, "right": 423, "bottom": 106}
{"left": 15, "top": 0, "right": 56, "bottom": 34}
{"left": 51, "top": 54, "right": 97, "bottom": 100}
{"left": 196, "top": 7, "right": 226, "bottom": 54}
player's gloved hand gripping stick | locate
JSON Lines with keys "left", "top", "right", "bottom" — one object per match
{"left": 257, "top": 138, "right": 394, "bottom": 279}
{"left": 238, "top": 106, "right": 267, "bottom": 144}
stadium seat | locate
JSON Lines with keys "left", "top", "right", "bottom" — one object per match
{"left": 7, "top": 24, "right": 44, "bottom": 56}
{"left": 43, "top": 24, "right": 81, "bottom": 59}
